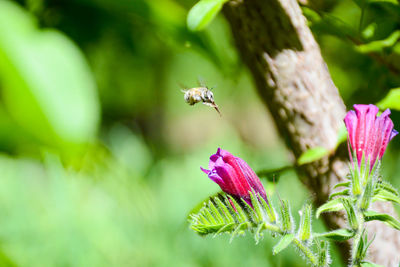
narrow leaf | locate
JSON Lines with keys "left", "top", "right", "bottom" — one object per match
{"left": 208, "top": 201, "right": 224, "bottom": 224}
{"left": 298, "top": 147, "right": 330, "bottom": 165}
{"left": 272, "top": 234, "right": 295, "bottom": 255}
{"left": 376, "top": 180, "right": 399, "bottom": 196}
{"left": 187, "top": 0, "right": 229, "bottom": 31}
{"left": 315, "top": 229, "right": 355, "bottom": 241}
{"left": 373, "top": 188, "right": 400, "bottom": 205}
{"left": 333, "top": 181, "right": 351, "bottom": 189}
{"left": 364, "top": 210, "right": 400, "bottom": 230}
{"left": 329, "top": 189, "right": 350, "bottom": 200}
{"left": 360, "top": 261, "right": 385, "bottom": 267}
{"left": 214, "top": 196, "right": 234, "bottom": 223}
{"left": 316, "top": 198, "right": 345, "bottom": 218}
{"left": 228, "top": 195, "right": 247, "bottom": 223}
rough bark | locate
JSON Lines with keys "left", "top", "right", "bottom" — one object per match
{"left": 223, "top": 0, "right": 400, "bottom": 265}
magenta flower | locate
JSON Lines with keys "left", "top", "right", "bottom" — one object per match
{"left": 344, "top": 104, "right": 398, "bottom": 169}
{"left": 201, "top": 148, "right": 267, "bottom": 206}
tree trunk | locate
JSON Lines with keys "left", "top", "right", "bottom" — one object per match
{"left": 223, "top": 0, "right": 400, "bottom": 265}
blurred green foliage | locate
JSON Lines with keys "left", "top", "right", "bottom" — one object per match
{"left": 0, "top": 0, "right": 398, "bottom": 266}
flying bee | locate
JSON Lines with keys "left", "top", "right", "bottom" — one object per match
{"left": 181, "top": 81, "right": 221, "bottom": 116}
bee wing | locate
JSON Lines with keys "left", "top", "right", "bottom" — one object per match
{"left": 209, "top": 84, "right": 217, "bottom": 91}
{"left": 178, "top": 82, "right": 188, "bottom": 92}
{"left": 197, "top": 76, "right": 206, "bottom": 87}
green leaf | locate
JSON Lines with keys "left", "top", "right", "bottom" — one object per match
{"left": 355, "top": 30, "right": 400, "bottom": 54}
{"left": 298, "top": 147, "right": 330, "bottom": 165}
{"left": 360, "top": 262, "right": 385, "bottom": 267}
{"left": 364, "top": 210, "right": 400, "bottom": 230}
{"left": 187, "top": 0, "right": 229, "bottom": 31}
{"left": 376, "top": 180, "right": 399, "bottom": 196}
{"left": 373, "top": 188, "right": 400, "bottom": 205}
{"left": 329, "top": 189, "right": 350, "bottom": 200}
{"left": 315, "top": 229, "right": 355, "bottom": 241}
{"left": 316, "top": 198, "right": 345, "bottom": 218}
{"left": 333, "top": 181, "right": 351, "bottom": 189}
{"left": 0, "top": 1, "right": 100, "bottom": 149}
{"left": 377, "top": 88, "right": 400, "bottom": 111}
{"left": 272, "top": 234, "right": 295, "bottom": 255}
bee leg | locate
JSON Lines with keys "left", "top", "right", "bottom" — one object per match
{"left": 202, "top": 102, "right": 222, "bottom": 116}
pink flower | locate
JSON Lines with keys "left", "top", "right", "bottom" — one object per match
{"left": 201, "top": 148, "right": 267, "bottom": 206}
{"left": 344, "top": 104, "right": 398, "bottom": 169}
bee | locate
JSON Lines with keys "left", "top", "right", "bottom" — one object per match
{"left": 181, "top": 81, "right": 221, "bottom": 116}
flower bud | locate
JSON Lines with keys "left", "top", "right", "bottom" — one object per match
{"left": 344, "top": 104, "right": 398, "bottom": 170}
{"left": 201, "top": 148, "right": 268, "bottom": 206}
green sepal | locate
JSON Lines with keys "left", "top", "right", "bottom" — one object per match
{"left": 349, "top": 164, "right": 362, "bottom": 196}
{"left": 333, "top": 181, "right": 351, "bottom": 189}
{"left": 340, "top": 198, "right": 358, "bottom": 230}
{"left": 259, "top": 193, "right": 276, "bottom": 223}
{"left": 316, "top": 197, "right": 345, "bottom": 218}
{"left": 359, "top": 153, "right": 369, "bottom": 187}
{"left": 248, "top": 191, "right": 264, "bottom": 224}
{"left": 360, "top": 176, "right": 375, "bottom": 211}
{"left": 316, "top": 240, "right": 331, "bottom": 267}
{"left": 298, "top": 204, "right": 312, "bottom": 242}
{"left": 328, "top": 189, "right": 350, "bottom": 200}
{"left": 272, "top": 233, "right": 295, "bottom": 255}
{"left": 280, "top": 200, "right": 293, "bottom": 233}
{"left": 315, "top": 229, "right": 355, "bottom": 241}
{"left": 363, "top": 210, "right": 400, "bottom": 230}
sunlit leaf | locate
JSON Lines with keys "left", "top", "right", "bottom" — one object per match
{"left": 272, "top": 234, "right": 295, "bottom": 255}
{"left": 0, "top": 1, "right": 100, "bottom": 149}
{"left": 298, "top": 147, "right": 329, "bottom": 165}
{"left": 187, "top": 0, "right": 229, "bottom": 31}
{"left": 316, "top": 198, "right": 344, "bottom": 218}
{"left": 377, "top": 88, "right": 400, "bottom": 111}
{"left": 315, "top": 229, "right": 355, "bottom": 241}
{"left": 364, "top": 210, "right": 400, "bottom": 230}
{"left": 373, "top": 188, "right": 400, "bottom": 205}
